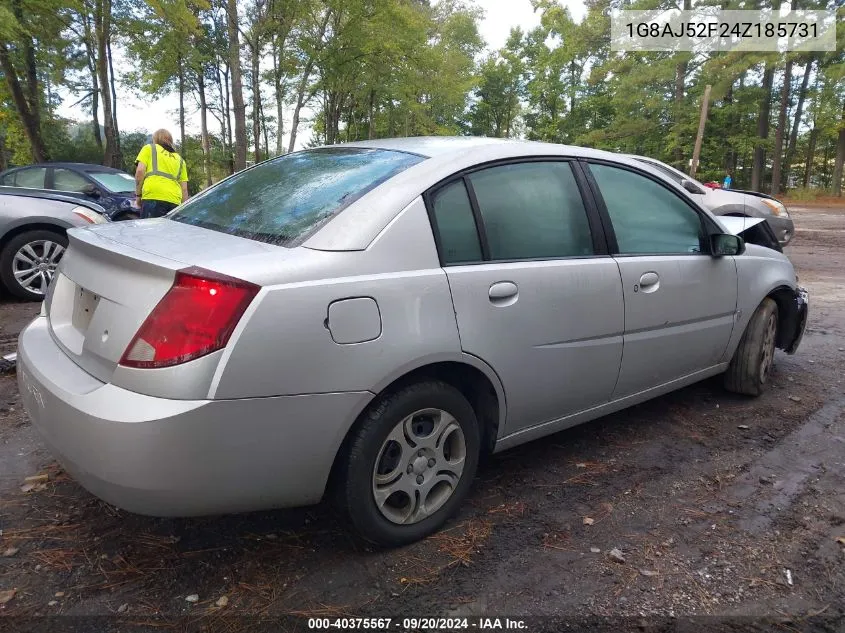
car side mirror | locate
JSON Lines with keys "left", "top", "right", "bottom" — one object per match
{"left": 682, "top": 179, "right": 704, "bottom": 195}
{"left": 82, "top": 184, "right": 100, "bottom": 198}
{"left": 711, "top": 233, "right": 744, "bottom": 257}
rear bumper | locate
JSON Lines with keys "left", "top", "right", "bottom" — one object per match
{"left": 17, "top": 316, "right": 372, "bottom": 516}
{"left": 780, "top": 286, "right": 808, "bottom": 355}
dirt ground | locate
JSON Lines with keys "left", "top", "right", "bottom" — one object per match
{"left": 1, "top": 205, "right": 845, "bottom": 632}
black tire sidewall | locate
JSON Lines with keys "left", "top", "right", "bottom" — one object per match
{"left": 0, "top": 229, "right": 68, "bottom": 301}
{"left": 342, "top": 381, "right": 480, "bottom": 547}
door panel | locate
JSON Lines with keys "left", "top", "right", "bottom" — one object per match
{"left": 446, "top": 259, "right": 624, "bottom": 433}
{"left": 612, "top": 255, "right": 737, "bottom": 397}
{"left": 584, "top": 161, "right": 739, "bottom": 398}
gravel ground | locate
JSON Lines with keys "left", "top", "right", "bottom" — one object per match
{"left": 1, "top": 205, "right": 844, "bottom": 632}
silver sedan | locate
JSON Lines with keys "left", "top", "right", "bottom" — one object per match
{"left": 0, "top": 187, "right": 108, "bottom": 300}
{"left": 17, "top": 138, "right": 807, "bottom": 546}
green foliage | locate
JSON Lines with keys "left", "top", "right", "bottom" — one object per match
{"left": 1, "top": 0, "right": 843, "bottom": 196}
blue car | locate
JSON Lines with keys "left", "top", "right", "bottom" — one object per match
{"left": 0, "top": 163, "right": 139, "bottom": 221}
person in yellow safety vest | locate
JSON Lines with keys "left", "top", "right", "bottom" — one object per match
{"left": 134, "top": 128, "right": 189, "bottom": 218}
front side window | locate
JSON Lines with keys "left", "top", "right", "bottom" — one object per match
{"left": 14, "top": 167, "right": 46, "bottom": 189}
{"left": 590, "top": 163, "right": 705, "bottom": 255}
{"left": 170, "top": 148, "right": 425, "bottom": 246}
{"left": 431, "top": 180, "right": 482, "bottom": 264}
{"left": 467, "top": 161, "right": 594, "bottom": 260}
{"left": 53, "top": 169, "right": 91, "bottom": 193}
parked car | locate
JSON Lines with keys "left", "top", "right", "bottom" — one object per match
{"left": 0, "top": 163, "right": 139, "bottom": 221}
{"left": 0, "top": 187, "right": 108, "bottom": 300}
{"left": 628, "top": 156, "right": 794, "bottom": 246}
{"left": 17, "top": 138, "right": 807, "bottom": 546}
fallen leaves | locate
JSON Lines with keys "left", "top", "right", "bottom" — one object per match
{"left": 583, "top": 517, "right": 595, "bottom": 526}
{"left": 0, "top": 589, "right": 17, "bottom": 605}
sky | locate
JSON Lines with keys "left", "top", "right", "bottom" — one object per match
{"left": 56, "top": 0, "right": 587, "bottom": 151}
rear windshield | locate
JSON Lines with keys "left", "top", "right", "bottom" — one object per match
{"left": 169, "top": 147, "right": 425, "bottom": 246}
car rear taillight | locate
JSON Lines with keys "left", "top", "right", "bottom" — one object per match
{"left": 120, "top": 267, "right": 259, "bottom": 369}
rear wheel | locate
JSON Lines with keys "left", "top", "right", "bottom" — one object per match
{"left": 0, "top": 229, "right": 67, "bottom": 301}
{"left": 724, "top": 298, "right": 778, "bottom": 396}
{"left": 337, "top": 381, "right": 480, "bottom": 547}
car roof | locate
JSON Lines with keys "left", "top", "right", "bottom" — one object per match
{"left": 304, "top": 137, "right": 665, "bottom": 251}
{"left": 337, "top": 136, "right": 619, "bottom": 160}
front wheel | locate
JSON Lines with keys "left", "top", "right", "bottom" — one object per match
{"left": 337, "top": 381, "right": 480, "bottom": 547}
{"left": 0, "top": 229, "right": 68, "bottom": 301}
{"left": 724, "top": 298, "right": 778, "bottom": 396}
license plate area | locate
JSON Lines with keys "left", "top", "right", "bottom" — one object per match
{"left": 72, "top": 287, "right": 100, "bottom": 332}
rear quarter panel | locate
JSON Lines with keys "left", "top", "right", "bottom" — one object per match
{"left": 211, "top": 197, "right": 464, "bottom": 399}
{"left": 722, "top": 245, "right": 797, "bottom": 362}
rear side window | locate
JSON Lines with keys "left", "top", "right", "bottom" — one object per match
{"left": 14, "top": 167, "right": 46, "bottom": 189}
{"left": 467, "top": 162, "right": 594, "bottom": 260}
{"left": 170, "top": 148, "right": 425, "bottom": 246}
{"left": 431, "top": 180, "right": 482, "bottom": 264}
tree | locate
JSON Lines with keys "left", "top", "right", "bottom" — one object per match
{"left": 226, "top": 0, "right": 247, "bottom": 169}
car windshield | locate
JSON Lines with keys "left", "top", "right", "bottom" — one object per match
{"left": 88, "top": 171, "right": 136, "bottom": 193}
{"left": 169, "top": 147, "right": 425, "bottom": 246}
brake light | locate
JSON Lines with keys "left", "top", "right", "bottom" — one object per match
{"left": 120, "top": 267, "right": 259, "bottom": 369}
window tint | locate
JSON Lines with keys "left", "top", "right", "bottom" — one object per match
{"left": 590, "top": 163, "right": 705, "bottom": 255}
{"left": 467, "top": 162, "right": 593, "bottom": 260}
{"left": 170, "top": 148, "right": 424, "bottom": 246}
{"left": 15, "top": 168, "right": 46, "bottom": 189}
{"left": 431, "top": 180, "right": 482, "bottom": 264}
{"left": 53, "top": 169, "right": 91, "bottom": 192}
{"left": 0, "top": 173, "right": 15, "bottom": 186}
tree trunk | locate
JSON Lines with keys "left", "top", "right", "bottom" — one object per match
{"left": 93, "top": 0, "right": 120, "bottom": 167}
{"left": 198, "top": 72, "right": 212, "bottom": 188}
{"left": 1, "top": 0, "right": 49, "bottom": 161}
{"left": 0, "top": 45, "right": 49, "bottom": 161}
{"left": 751, "top": 64, "right": 774, "bottom": 192}
{"left": 834, "top": 99, "right": 845, "bottom": 197}
{"left": 783, "top": 60, "right": 812, "bottom": 190}
{"left": 223, "top": 64, "right": 234, "bottom": 172}
{"left": 227, "top": 0, "right": 248, "bottom": 170}
{"left": 770, "top": 61, "right": 792, "bottom": 196}
{"left": 288, "top": 10, "right": 330, "bottom": 153}
{"left": 107, "top": 34, "right": 119, "bottom": 152}
{"left": 261, "top": 99, "right": 269, "bottom": 158}
{"left": 215, "top": 64, "right": 233, "bottom": 175}
{"left": 272, "top": 42, "right": 285, "bottom": 155}
{"left": 368, "top": 90, "right": 375, "bottom": 140}
{"left": 251, "top": 38, "right": 261, "bottom": 164}
{"left": 178, "top": 56, "right": 186, "bottom": 150}
{"left": 803, "top": 126, "right": 817, "bottom": 189}
{"left": 82, "top": 13, "right": 103, "bottom": 151}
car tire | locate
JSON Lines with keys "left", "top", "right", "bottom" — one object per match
{"left": 724, "top": 298, "right": 778, "bottom": 396}
{"left": 337, "top": 380, "right": 480, "bottom": 547}
{"left": 0, "top": 229, "right": 68, "bottom": 301}
{"left": 113, "top": 211, "right": 139, "bottom": 221}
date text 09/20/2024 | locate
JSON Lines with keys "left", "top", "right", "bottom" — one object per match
{"left": 307, "top": 618, "right": 528, "bottom": 630}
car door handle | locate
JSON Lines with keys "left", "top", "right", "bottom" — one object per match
{"left": 636, "top": 272, "right": 660, "bottom": 293}
{"left": 489, "top": 281, "right": 518, "bottom": 305}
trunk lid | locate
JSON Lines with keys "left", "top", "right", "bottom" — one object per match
{"left": 46, "top": 220, "right": 281, "bottom": 384}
